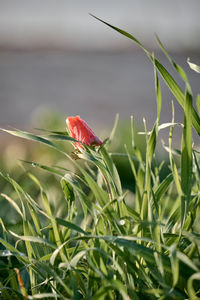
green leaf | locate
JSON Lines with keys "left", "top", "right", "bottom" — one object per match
{"left": 169, "top": 245, "right": 179, "bottom": 287}
{"left": 56, "top": 218, "right": 88, "bottom": 235}
{"left": 156, "top": 34, "right": 190, "bottom": 84}
{"left": 27, "top": 293, "right": 61, "bottom": 299}
{"left": 60, "top": 177, "right": 75, "bottom": 203}
{"left": 80, "top": 167, "right": 109, "bottom": 207}
{"left": 147, "top": 122, "right": 158, "bottom": 163}
{"left": 187, "top": 58, "right": 200, "bottom": 74}
{"left": 62, "top": 173, "right": 93, "bottom": 217}
{"left": 0, "top": 237, "right": 28, "bottom": 262}
{"left": 91, "top": 15, "right": 200, "bottom": 136}
{"left": 196, "top": 94, "right": 200, "bottom": 116}
{"left": 1, "top": 193, "right": 23, "bottom": 218}
{"left": 106, "top": 113, "right": 119, "bottom": 147}
{"left": 35, "top": 127, "right": 69, "bottom": 135}
{"left": 154, "top": 173, "right": 173, "bottom": 202}
{"left": 1, "top": 128, "right": 57, "bottom": 149}
{"left": 9, "top": 230, "right": 56, "bottom": 249}
{"left": 181, "top": 88, "right": 193, "bottom": 229}
{"left": 187, "top": 272, "right": 200, "bottom": 300}
{"left": 21, "top": 160, "right": 65, "bottom": 177}
{"left": 41, "top": 191, "right": 67, "bottom": 262}
{"left": 99, "top": 147, "right": 122, "bottom": 196}
{"left": 42, "top": 133, "right": 81, "bottom": 143}
{"left": 153, "top": 54, "right": 162, "bottom": 121}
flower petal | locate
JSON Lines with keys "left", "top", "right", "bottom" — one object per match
{"left": 66, "top": 116, "right": 102, "bottom": 149}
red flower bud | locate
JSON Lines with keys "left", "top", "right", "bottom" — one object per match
{"left": 66, "top": 115, "right": 102, "bottom": 149}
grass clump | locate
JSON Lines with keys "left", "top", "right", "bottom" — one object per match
{"left": 0, "top": 18, "right": 200, "bottom": 299}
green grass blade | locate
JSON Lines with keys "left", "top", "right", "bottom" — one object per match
{"left": 0, "top": 237, "right": 29, "bottom": 263}
{"left": 181, "top": 88, "right": 193, "bottom": 229}
{"left": 196, "top": 94, "right": 200, "bottom": 116}
{"left": 99, "top": 147, "right": 122, "bottom": 196}
{"left": 1, "top": 193, "right": 23, "bottom": 218}
{"left": 107, "top": 113, "right": 119, "bottom": 147}
{"left": 187, "top": 58, "right": 200, "bottom": 74}
{"left": 62, "top": 173, "right": 93, "bottom": 218}
{"left": 187, "top": 272, "right": 200, "bottom": 299}
{"left": 154, "top": 66, "right": 162, "bottom": 121}
{"left": 9, "top": 230, "right": 56, "bottom": 249}
{"left": 79, "top": 167, "right": 109, "bottom": 207}
{"left": 154, "top": 173, "right": 173, "bottom": 202}
{"left": 42, "top": 133, "right": 81, "bottom": 143}
{"left": 56, "top": 218, "right": 88, "bottom": 236}
{"left": 146, "top": 122, "right": 158, "bottom": 163}
{"left": 90, "top": 14, "right": 147, "bottom": 53}
{"left": 27, "top": 293, "right": 61, "bottom": 299}
{"left": 156, "top": 34, "right": 190, "bottom": 84}
{"left": 21, "top": 160, "right": 65, "bottom": 177}
{"left": 1, "top": 128, "right": 58, "bottom": 149}
{"left": 91, "top": 15, "right": 200, "bottom": 136}
{"left": 35, "top": 128, "right": 69, "bottom": 135}
{"left": 60, "top": 177, "right": 75, "bottom": 203}
{"left": 170, "top": 245, "right": 179, "bottom": 287}
{"left": 41, "top": 191, "right": 67, "bottom": 262}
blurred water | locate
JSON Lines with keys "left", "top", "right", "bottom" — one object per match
{"left": 0, "top": 50, "right": 199, "bottom": 136}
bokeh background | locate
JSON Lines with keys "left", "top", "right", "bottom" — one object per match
{"left": 0, "top": 0, "right": 200, "bottom": 142}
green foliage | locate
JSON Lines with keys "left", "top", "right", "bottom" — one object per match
{"left": 0, "top": 19, "right": 200, "bottom": 299}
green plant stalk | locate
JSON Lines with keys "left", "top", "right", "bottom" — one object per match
{"left": 181, "top": 89, "right": 193, "bottom": 232}
{"left": 23, "top": 221, "right": 36, "bottom": 295}
{"left": 91, "top": 15, "right": 200, "bottom": 136}
{"left": 98, "top": 167, "right": 113, "bottom": 201}
{"left": 41, "top": 191, "right": 67, "bottom": 263}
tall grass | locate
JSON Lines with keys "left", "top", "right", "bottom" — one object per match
{"left": 0, "top": 18, "right": 200, "bottom": 299}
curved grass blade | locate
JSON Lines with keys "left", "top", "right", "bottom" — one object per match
{"left": 1, "top": 193, "right": 23, "bottom": 218}
{"left": 0, "top": 237, "right": 28, "bottom": 263}
{"left": 60, "top": 177, "right": 75, "bottom": 203}
{"left": 187, "top": 58, "right": 200, "bottom": 74}
{"left": 41, "top": 134, "right": 81, "bottom": 144}
{"left": 78, "top": 149, "right": 117, "bottom": 200}
{"left": 156, "top": 34, "right": 190, "bottom": 84}
{"left": 35, "top": 127, "right": 69, "bottom": 135}
{"left": 1, "top": 128, "right": 58, "bottom": 149}
{"left": 56, "top": 218, "right": 88, "bottom": 236}
{"left": 196, "top": 94, "right": 200, "bottom": 116}
{"left": 106, "top": 113, "right": 119, "bottom": 147}
{"left": 90, "top": 15, "right": 200, "bottom": 136}
{"left": 187, "top": 272, "right": 200, "bottom": 299}
{"left": 154, "top": 173, "right": 174, "bottom": 202}
{"left": 62, "top": 173, "right": 93, "bottom": 217}
{"left": 99, "top": 146, "right": 122, "bottom": 196}
{"left": 21, "top": 160, "right": 65, "bottom": 177}
{"left": 9, "top": 230, "right": 56, "bottom": 249}
{"left": 0, "top": 128, "right": 81, "bottom": 158}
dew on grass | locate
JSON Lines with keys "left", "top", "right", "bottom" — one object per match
{"left": 118, "top": 219, "right": 125, "bottom": 226}
{"left": 2, "top": 250, "right": 12, "bottom": 256}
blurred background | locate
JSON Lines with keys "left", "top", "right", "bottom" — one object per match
{"left": 0, "top": 0, "right": 200, "bottom": 143}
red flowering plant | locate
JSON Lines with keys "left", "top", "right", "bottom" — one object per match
{"left": 66, "top": 115, "right": 121, "bottom": 200}
{"left": 66, "top": 115, "right": 102, "bottom": 151}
